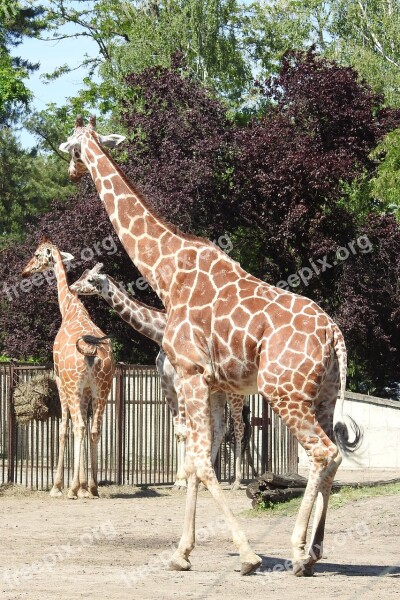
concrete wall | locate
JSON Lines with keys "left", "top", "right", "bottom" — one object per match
{"left": 298, "top": 392, "right": 400, "bottom": 470}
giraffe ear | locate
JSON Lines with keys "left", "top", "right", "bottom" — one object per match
{"left": 98, "top": 134, "right": 126, "bottom": 148}
{"left": 59, "top": 140, "right": 75, "bottom": 153}
{"left": 60, "top": 252, "right": 75, "bottom": 264}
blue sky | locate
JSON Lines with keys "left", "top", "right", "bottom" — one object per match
{"left": 12, "top": 23, "right": 99, "bottom": 148}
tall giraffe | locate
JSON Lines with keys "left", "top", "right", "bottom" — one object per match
{"left": 70, "top": 263, "right": 247, "bottom": 490}
{"left": 21, "top": 237, "right": 115, "bottom": 499}
{"left": 60, "top": 117, "right": 361, "bottom": 576}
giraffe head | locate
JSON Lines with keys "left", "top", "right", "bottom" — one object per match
{"left": 70, "top": 263, "right": 107, "bottom": 296}
{"left": 59, "top": 115, "right": 125, "bottom": 181}
{"left": 21, "top": 236, "right": 74, "bottom": 277}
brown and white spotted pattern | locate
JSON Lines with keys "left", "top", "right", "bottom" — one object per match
{"left": 59, "top": 117, "right": 360, "bottom": 576}
{"left": 71, "top": 264, "right": 247, "bottom": 489}
{"left": 21, "top": 238, "right": 115, "bottom": 500}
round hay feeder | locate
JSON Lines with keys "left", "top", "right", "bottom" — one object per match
{"left": 13, "top": 374, "right": 61, "bottom": 425}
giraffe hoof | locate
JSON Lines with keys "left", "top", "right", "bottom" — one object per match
{"left": 292, "top": 559, "right": 315, "bottom": 577}
{"left": 171, "top": 481, "right": 187, "bottom": 493}
{"left": 240, "top": 556, "right": 262, "bottom": 576}
{"left": 67, "top": 490, "right": 78, "bottom": 500}
{"left": 49, "top": 488, "right": 63, "bottom": 498}
{"left": 78, "top": 488, "right": 91, "bottom": 499}
{"left": 89, "top": 489, "right": 99, "bottom": 498}
{"left": 168, "top": 554, "right": 192, "bottom": 571}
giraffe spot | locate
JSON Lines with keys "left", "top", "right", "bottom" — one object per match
{"left": 266, "top": 325, "right": 294, "bottom": 360}
{"left": 211, "top": 268, "right": 237, "bottom": 289}
{"left": 273, "top": 293, "right": 294, "bottom": 310}
{"left": 194, "top": 271, "right": 217, "bottom": 306}
{"left": 290, "top": 331, "right": 308, "bottom": 351}
{"left": 103, "top": 192, "right": 115, "bottom": 206}
{"left": 231, "top": 305, "right": 250, "bottom": 328}
{"left": 176, "top": 248, "right": 197, "bottom": 271}
{"left": 241, "top": 296, "right": 267, "bottom": 313}
{"left": 302, "top": 303, "right": 318, "bottom": 316}
{"left": 214, "top": 317, "right": 232, "bottom": 338}
{"left": 138, "top": 237, "right": 161, "bottom": 267}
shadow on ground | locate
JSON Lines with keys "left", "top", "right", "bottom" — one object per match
{"left": 254, "top": 555, "right": 400, "bottom": 577}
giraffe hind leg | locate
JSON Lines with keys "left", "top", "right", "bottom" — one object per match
{"left": 259, "top": 387, "right": 339, "bottom": 576}
{"left": 304, "top": 380, "right": 342, "bottom": 573}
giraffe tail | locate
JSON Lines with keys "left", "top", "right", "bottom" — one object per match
{"left": 332, "top": 324, "right": 363, "bottom": 454}
{"left": 76, "top": 335, "right": 113, "bottom": 357}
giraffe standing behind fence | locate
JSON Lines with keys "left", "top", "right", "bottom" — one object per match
{"left": 21, "top": 237, "right": 115, "bottom": 499}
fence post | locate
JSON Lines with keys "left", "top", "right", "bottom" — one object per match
{"left": 260, "top": 399, "right": 269, "bottom": 475}
{"left": 7, "top": 362, "right": 16, "bottom": 483}
{"left": 115, "top": 365, "right": 124, "bottom": 485}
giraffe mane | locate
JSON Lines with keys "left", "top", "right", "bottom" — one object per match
{"left": 85, "top": 130, "right": 217, "bottom": 251}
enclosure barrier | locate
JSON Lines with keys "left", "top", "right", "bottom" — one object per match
{"left": 0, "top": 362, "right": 298, "bottom": 490}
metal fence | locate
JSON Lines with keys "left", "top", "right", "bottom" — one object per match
{"left": 0, "top": 362, "right": 298, "bottom": 490}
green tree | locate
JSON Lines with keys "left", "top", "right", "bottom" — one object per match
{"left": 0, "top": 129, "right": 72, "bottom": 248}
{"left": 246, "top": 1, "right": 400, "bottom": 106}
{"left": 370, "top": 128, "right": 400, "bottom": 219}
{"left": 39, "top": 0, "right": 252, "bottom": 108}
{"left": 0, "top": 1, "right": 45, "bottom": 124}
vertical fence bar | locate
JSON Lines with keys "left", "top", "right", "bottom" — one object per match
{"left": 115, "top": 364, "right": 124, "bottom": 485}
{"left": 7, "top": 362, "right": 16, "bottom": 483}
{"left": 260, "top": 397, "right": 269, "bottom": 474}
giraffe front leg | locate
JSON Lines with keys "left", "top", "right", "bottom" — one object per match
{"left": 164, "top": 380, "right": 187, "bottom": 489}
{"left": 50, "top": 384, "right": 68, "bottom": 497}
{"left": 68, "top": 415, "right": 86, "bottom": 500}
{"left": 210, "top": 392, "right": 226, "bottom": 464}
{"left": 50, "top": 418, "right": 68, "bottom": 497}
{"left": 228, "top": 394, "right": 245, "bottom": 491}
{"left": 169, "top": 472, "right": 199, "bottom": 571}
{"left": 169, "top": 375, "right": 261, "bottom": 575}
{"left": 88, "top": 394, "right": 107, "bottom": 498}
{"left": 77, "top": 390, "right": 91, "bottom": 498}
{"left": 77, "top": 436, "right": 91, "bottom": 498}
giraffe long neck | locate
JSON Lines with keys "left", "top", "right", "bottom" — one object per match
{"left": 81, "top": 133, "right": 182, "bottom": 305}
{"left": 52, "top": 250, "right": 77, "bottom": 319}
{"left": 101, "top": 277, "right": 166, "bottom": 346}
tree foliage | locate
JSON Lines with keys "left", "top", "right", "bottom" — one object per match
{"left": 0, "top": 129, "right": 73, "bottom": 248}
{"left": 0, "top": 188, "right": 160, "bottom": 362}
{"left": 1, "top": 52, "right": 400, "bottom": 393}
{"left": 337, "top": 214, "right": 400, "bottom": 392}
{"left": 39, "top": 0, "right": 251, "bottom": 108}
{"left": 0, "top": 1, "right": 45, "bottom": 124}
{"left": 246, "top": 0, "right": 400, "bottom": 107}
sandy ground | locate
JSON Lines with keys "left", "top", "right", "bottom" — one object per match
{"left": 1, "top": 482, "right": 400, "bottom": 600}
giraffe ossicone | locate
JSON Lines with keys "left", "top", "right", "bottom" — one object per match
{"left": 60, "top": 117, "right": 362, "bottom": 577}
{"left": 22, "top": 238, "right": 115, "bottom": 500}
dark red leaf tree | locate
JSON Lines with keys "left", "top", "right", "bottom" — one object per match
{"left": 1, "top": 50, "right": 399, "bottom": 393}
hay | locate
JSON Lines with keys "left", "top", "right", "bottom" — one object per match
{"left": 13, "top": 374, "right": 61, "bottom": 425}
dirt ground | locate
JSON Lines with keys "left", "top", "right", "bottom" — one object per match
{"left": 1, "top": 484, "right": 399, "bottom": 600}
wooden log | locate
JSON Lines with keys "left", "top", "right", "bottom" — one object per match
{"left": 257, "top": 471, "right": 308, "bottom": 488}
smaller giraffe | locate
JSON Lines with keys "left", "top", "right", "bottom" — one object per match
{"left": 22, "top": 238, "right": 115, "bottom": 499}
{"left": 71, "top": 264, "right": 247, "bottom": 489}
